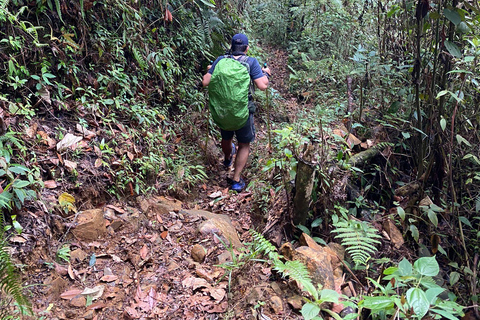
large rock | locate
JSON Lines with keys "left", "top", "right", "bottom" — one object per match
{"left": 181, "top": 209, "right": 242, "bottom": 248}
{"left": 72, "top": 209, "right": 106, "bottom": 241}
{"left": 137, "top": 196, "right": 182, "bottom": 217}
{"left": 280, "top": 242, "right": 335, "bottom": 291}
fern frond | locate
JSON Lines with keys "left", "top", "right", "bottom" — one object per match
{"left": 0, "top": 214, "right": 32, "bottom": 316}
{"left": 250, "top": 229, "right": 280, "bottom": 260}
{"left": 132, "top": 46, "right": 147, "bottom": 70}
{"left": 54, "top": 0, "right": 64, "bottom": 24}
{"left": 0, "top": 0, "right": 9, "bottom": 10}
{"left": 375, "top": 142, "right": 394, "bottom": 150}
{"left": 332, "top": 215, "right": 381, "bottom": 266}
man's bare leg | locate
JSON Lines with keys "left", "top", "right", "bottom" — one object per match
{"left": 233, "top": 142, "right": 249, "bottom": 182}
{"left": 221, "top": 139, "right": 234, "bottom": 163}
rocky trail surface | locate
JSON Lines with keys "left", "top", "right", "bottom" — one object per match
{"left": 10, "top": 49, "right": 355, "bottom": 320}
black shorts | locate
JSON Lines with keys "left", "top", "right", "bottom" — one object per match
{"left": 220, "top": 113, "right": 255, "bottom": 143}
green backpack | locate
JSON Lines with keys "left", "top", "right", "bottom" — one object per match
{"left": 208, "top": 56, "right": 252, "bottom": 131}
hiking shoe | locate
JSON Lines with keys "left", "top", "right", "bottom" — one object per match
{"left": 223, "top": 143, "right": 236, "bottom": 169}
{"left": 230, "top": 178, "right": 245, "bottom": 192}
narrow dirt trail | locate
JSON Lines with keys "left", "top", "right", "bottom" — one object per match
{"left": 19, "top": 48, "right": 308, "bottom": 320}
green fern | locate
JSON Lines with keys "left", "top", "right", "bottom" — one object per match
{"left": 0, "top": 0, "right": 9, "bottom": 10}
{"left": 249, "top": 230, "right": 318, "bottom": 299}
{"left": 374, "top": 141, "right": 394, "bottom": 150}
{"left": 250, "top": 229, "right": 280, "bottom": 261}
{"left": 0, "top": 214, "right": 32, "bottom": 317}
{"left": 331, "top": 214, "right": 381, "bottom": 266}
{"left": 132, "top": 46, "right": 147, "bottom": 70}
{"left": 54, "top": 0, "right": 64, "bottom": 24}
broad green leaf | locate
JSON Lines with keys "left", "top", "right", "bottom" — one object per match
{"left": 320, "top": 289, "right": 339, "bottom": 303}
{"left": 445, "top": 41, "right": 462, "bottom": 58}
{"left": 440, "top": 118, "right": 446, "bottom": 131}
{"left": 13, "top": 180, "right": 30, "bottom": 188}
{"left": 449, "top": 271, "right": 460, "bottom": 285}
{"left": 410, "top": 225, "right": 419, "bottom": 242}
{"left": 9, "top": 165, "right": 29, "bottom": 175}
{"left": 397, "top": 206, "right": 405, "bottom": 220}
{"left": 425, "top": 287, "right": 445, "bottom": 304}
{"left": 427, "top": 209, "right": 438, "bottom": 227}
{"left": 196, "top": 0, "right": 216, "bottom": 7}
{"left": 12, "top": 218, "right": 23, "bottom": 234}
{"left": 436, "top": 90, "right": 449, "bottom": 98}
{"left": 443, "top": 8, "right": 461, "bottom": 25}
{"left": 398, "top": 258, "right": 413, "bottom": 276}
{"left": 476, "top": 196, "right": 480, "bottom": 213}
{"left": 456, "top": 134, "right": 471, "bottom": 147}
{"left": 462, "top": 154, "right": 480, "bottom": 165}
{"left": 361, "top": 296, "right": 395, "bottom": 310}
{"left": 406, "top": 288, "right": 430, "bottom": 318}
{"left": 14, "top": 188, "right": 26, "bottom": 204}
{"left": 459, "top": 216, "right": 472, "bottom": 228}
{"left": 429, "top": 12, "right": 440, "bottom": 19}
{"left": 414, "top": 256, "right": 439, "bottom": 276}
{"left": 297, "top": 224, "right": 310, "bottom": 235}
{"left": 301, "top": 302, "right": 321, "bottom": 320}
{"left": 430, "top": 308, "right": 462, "bottom": 320}
{"left": 383, "top": 266, "right": 398, "bottom": 275}
{"left": 311, "top": 217, "right": 322, "bottom": 228}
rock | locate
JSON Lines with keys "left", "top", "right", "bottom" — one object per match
{"left": 191, "top": 244, "right": 207, "bottom": 263}
{"left": 72, "top": 209, "right": 106, "bottom": 241}
{"left": 137, "top": 196, "right": 182, "bottom": 217}
{"left": 70, "top": 248, "right": 87, "bottom": 262}
{"left": 217, "top": 251, "right": 232, "bottom": 264}
{"left": 83, "top": 310, "right": 95, "bottom": 320}
{"left": 299, "top": 233, "right": 323, "bottom": 251}
{"left": 47, "top": 276, "right": 68, "bottom": 298}
{"left": 182, "top": 209, "right": 242, "bottom": 248}
{"left": 383, "top": 218, "right": 404, "bottom": 249}
{"left": 246, "top": 287, "right": 265, "bottom": 306}
{"left": 296, "top": 246, "right": 335, "bottom": 290}
{"left": 287, "top": 295, "right": 303, "bottom": 310}
{"left": 70, "top": 295, "right": 86, "bottom": 307}
{"left": 280, "top": 243, "right": 335, "bottom": 290}
{"left": 269, "top": 295, "right": 284, "bottom": 314}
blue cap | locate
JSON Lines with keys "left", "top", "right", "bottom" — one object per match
{"left": 232, "top": 33, "right": 249, "bottom": 46}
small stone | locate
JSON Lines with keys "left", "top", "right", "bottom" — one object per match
{"left": 217, "top": 251, "right": 232, "bottom": 264}
{"left": 70, "top": 295, "right": 86, "bottom": 307}
{"left": 83, "top": 310, "right": 95, "bottom": 320}
{"left": 287, "top": 295, "right": 303, "bottom": 310}
{"left": 70, "top": 248, "right": 87, "bottom": 262}
{"left": 72, "top": 209, "right": 106, "bottom": 241}
{"left": 269, "top": 295, "right": 284, "bottom": 314}
{"left": 270, "top": 282, "right": 282, "bottom": 296}
{"left": 191, "top": 244, "right": 207, "bottom": 263}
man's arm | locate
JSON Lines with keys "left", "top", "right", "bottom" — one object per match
{"left": 202, "top": 72, "right": 212, "bottom": 87}
{"left": 253, "top": 66, "right": 271, "bottom": 91}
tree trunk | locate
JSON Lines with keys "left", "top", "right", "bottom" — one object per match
{"left": 293, "top": 159, "right": 316, "bottom": 226}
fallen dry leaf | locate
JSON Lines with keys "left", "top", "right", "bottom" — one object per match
{"left": 60, "top": 288, "right": 83, "bottom": 300}
{"left": 44, "top": 180, "right": 57, "bottom": 189}
{"left": 86, "top": 301, "right": 106, "bottom": 310}
{"left": 81, "top": 285, "right": 105, "bottom": 301}
{"left": 67, "top": 264, "right": 75, "bottom": 280}
{"left": 208, "top": 288, "right": 226, "bottom": 302}
{"left": 160, "top": 231, "right": 168, "bottom": 239}
{"left": 100, "top": 275, "right": 118, "bottom": 282}
{"left": 57, "top": 133, "right": 82, "bottom": 152}
{"left": 140, "top": 245, "right": 149, "bottom": 259}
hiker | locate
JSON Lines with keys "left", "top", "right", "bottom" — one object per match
{"left": 202, "top": 33, "right": 271, "bottom": 192}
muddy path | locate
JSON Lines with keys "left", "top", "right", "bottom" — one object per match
{"left": 13, "top": 48, "right": 312, "bottom": 320}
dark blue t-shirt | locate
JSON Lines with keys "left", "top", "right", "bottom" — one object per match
{"left": 208, "top": 55, "right": 264, "bottom": 80}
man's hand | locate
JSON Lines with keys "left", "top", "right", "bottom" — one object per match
{"left": 262, "top": 66, "right": 271, "bottom": 77}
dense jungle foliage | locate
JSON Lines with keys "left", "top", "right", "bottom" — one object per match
{"left": 0, "top": 0, "right": 479, "bottom": 318}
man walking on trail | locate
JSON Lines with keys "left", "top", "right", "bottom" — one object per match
{"left": 202, "top": 33, "right": 271, "bottom": 192}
